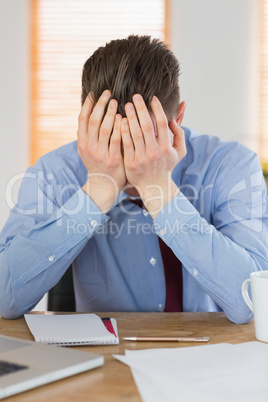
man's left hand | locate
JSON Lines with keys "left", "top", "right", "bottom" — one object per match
{"left": 121, "top": 94, "right": 186, "bottom": 218}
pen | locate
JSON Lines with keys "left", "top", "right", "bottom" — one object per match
{"left": 123, "top": 336, "right": 210, "bottom": 342}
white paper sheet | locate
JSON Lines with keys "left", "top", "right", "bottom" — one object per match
{"left": 114, "top": 342, "right": 268, "bottom": 402}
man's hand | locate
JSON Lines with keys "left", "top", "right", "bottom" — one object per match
{"left": 121, "top": 94, "right": 186, "bottom": 218}
{"left": 77, "top": 90, "right": 126, "bottom": 213}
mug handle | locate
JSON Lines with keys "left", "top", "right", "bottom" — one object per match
{"left": 242, "top": 279, "right": 253, "bottom": 312}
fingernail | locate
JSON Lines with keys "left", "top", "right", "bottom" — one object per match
{"left": 125, "top": 103, "right": 133, "bottom": 111}
{"left": 109, "top": 99, "right": 117, "bottom": 108}
{"left": 103, "top": 89, "right": 111, "bottom": 98}
{"left": 133, "top": 94, "right": 142, "bottom": 103}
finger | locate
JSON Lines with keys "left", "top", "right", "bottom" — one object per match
{"left": 88, "top": 89, "right": 111, "bottom": 144}
{"left": 109, "top": 114, "right": 122, "bottom": 158}
{"left": 169, "top": 119, "right": 186, "bottom": 157}
{"left": 132, "top": 94, "right": 157, "bottom": 148}
{"left": 121, "top": 117, "right": 134, "bottom": 161}
{"left": 125, "top": 102, "right": 145, "bottom": 154}
{"left": 99, "top": 99, "right": 118, "bottom": 150}
{"left": 78, "top": 93, "right": 94, "bottom": 140}
{"left": 150, "top": 96, "right": 170, "bottom": 146}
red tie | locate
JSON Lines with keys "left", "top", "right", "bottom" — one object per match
{"left": 158, "top": 237, "right": 183, "bottom": 312}
{"left": 128, "top": 198, "right": 183, "bottom": 312}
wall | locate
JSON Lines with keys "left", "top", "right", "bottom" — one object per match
{"left": 0, "top": 0, "right": 48, "bottom": 311}
{"left": 0, "top": 0, "right": 30, "bottom": 231}
{"left": 169, "top": 0, "right": 259, "bottom": 153}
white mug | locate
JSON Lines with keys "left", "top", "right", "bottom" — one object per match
{"left": 242, "top": 271, "right": 268, "bottom": 342}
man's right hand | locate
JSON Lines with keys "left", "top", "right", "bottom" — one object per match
{"left": 77, "top": 90, "right": 126, "bottom": 213}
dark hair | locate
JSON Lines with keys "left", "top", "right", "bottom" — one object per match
{"left": 81, "top": 35, "right": 180, "bottom": 120}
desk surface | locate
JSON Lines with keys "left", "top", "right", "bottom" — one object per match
{"left": 0, "top": 312, "right": 255, "bottom": 401}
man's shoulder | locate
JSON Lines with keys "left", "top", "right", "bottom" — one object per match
{"left": 179, "top": 127, "right": 260, "bottom": 188}
{"left": 30, "top": 141, "right": 87, "bottom": 185}
{"left": 33, "top": 141, "right": 82, "bottom": 171}
{"left": 184, "top": 127, "right": 255, "bottom": 162}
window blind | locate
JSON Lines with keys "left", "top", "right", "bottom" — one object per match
{"left": 31, "top": 0, "right": 167, "bottom": 164}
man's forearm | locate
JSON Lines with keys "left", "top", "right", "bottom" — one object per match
{"left": 82, "top": 176, "right": 121, "bottom": 214}
{"left": 153, "top": 191, "right": 265, "bottom": 324}
{"left": 140, "top": 176, "right": 180, "bottom": 220}
{"left": 0, "top": 189, "right": 108, "bottom": 319}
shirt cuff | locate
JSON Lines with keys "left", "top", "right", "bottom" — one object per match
{"left": 153, "top": 192, "right": 199, "bottom": 244}
{"left": 59, "top": 188, "right": 110, "bottom": 236}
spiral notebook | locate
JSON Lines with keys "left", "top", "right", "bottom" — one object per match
{"left": 24, "top": 313, "right": 119, "bottom": 346}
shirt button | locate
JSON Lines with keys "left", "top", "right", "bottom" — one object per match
{"left": 157, "top": 304, "right": 164, "bottom": 312}
{"left": 90, "top": 219, "right": 98, "bottom": 227}
{"left": 142, "top": 209, "right": 149, "bottom": 217}
{"left": 48, "top": 255, "right": 55, "bottom": 262}
{"left": 150, "top": 257, "right": 157, "bottom": 266}
{"left": 159, "top": 228, "right": 166, "bottom": 236}
{"left": 193, "top": 269, "right": 198, "bottom": 277}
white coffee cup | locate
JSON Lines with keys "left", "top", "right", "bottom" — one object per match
{"left": 242, "top": 271, "right": 268, "bottom": 342}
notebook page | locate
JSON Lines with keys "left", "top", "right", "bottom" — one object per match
{"left": 24, "top": 314, "right": 118, "bottom": 345}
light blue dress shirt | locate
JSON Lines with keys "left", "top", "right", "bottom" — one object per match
{"left": 0, "top": 128, "right": 268, "bottom": 323}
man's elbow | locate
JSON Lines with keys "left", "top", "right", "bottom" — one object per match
{"left": 0, "top": 302, "right": 23, "bottom": 320}
{"left": 0, "top": 311, "right": 22, "bottom": 320}
{"left": 0, "top": 292, "right": 30, "bottom": 320}
{"left": 225, "top": 304, "right": 253, "bottom": 325}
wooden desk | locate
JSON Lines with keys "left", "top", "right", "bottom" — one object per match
{"left": 0, "top": 312, "right": 255, "bottom": 401}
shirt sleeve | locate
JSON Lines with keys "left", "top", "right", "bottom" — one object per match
{"left": 0, "top": 168, "right": 109, "bottom": 319}
{"left": 153, "top": 149, "right": 268, "bottom": 324}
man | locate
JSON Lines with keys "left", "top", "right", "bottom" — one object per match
{"left": 0, "top": 35, "right": 267, "bottom": 323}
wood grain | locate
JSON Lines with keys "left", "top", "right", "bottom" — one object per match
{"left": 0, "top": 312, "right": 255, "bottom": 401}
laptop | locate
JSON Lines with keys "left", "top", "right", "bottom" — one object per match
{"left": 0, "top": 334, "right": 104, "bottom": 399}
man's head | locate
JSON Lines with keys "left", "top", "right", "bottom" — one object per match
{"left": 81, "top": 35, "right": 180, "bottom": 121}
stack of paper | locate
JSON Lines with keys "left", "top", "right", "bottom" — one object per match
{"left": 114, "top": 342, "right": 268, "bottom": 401}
